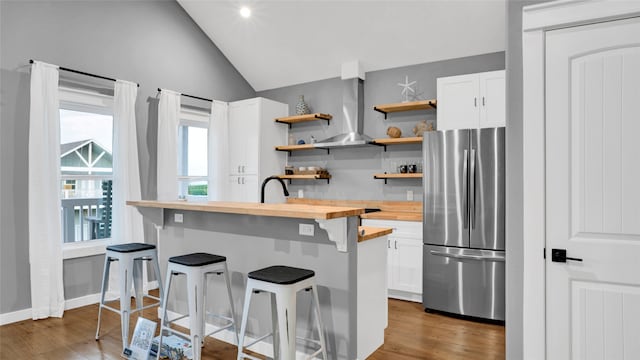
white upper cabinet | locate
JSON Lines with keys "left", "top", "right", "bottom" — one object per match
{"left": 437, "top": 70, "right": 505, "bottom": 130}
{"left": 224, "top": 98, "right": 287, "bottom": 202}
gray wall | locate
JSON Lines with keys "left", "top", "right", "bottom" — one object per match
{"left": 258, "top": 52, "right": 505, "bottom": 201}
{"left": 505, "top": 0, "right": 550, "bottom": 359}
{"left": 0, "top": 0, "right": 255, "bottom": 314}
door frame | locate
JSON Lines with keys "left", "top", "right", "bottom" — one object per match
{"left": 521, "top": 1, "right": 640, "bottom": 358}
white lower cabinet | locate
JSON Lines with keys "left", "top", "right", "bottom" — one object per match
{"left": 362, "top": 219, "right": 423, "bottom": 302}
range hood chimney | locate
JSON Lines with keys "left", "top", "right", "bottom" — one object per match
{"left": 313, "top": 61, "right": 373, "bottom": 149}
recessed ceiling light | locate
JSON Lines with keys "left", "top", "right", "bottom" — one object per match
{"left": 240, "top": 6, "right": 251, "bottom": 18}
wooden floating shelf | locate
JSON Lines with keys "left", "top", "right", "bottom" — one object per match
{"left": 275, "top": 144, "right": 330, "bottom": 155}
{"left": 370, "top": 136, "right": 424, "bottom": 148}
{"left": 373, "top": 173, "right": 423, "bottom": 184}
{"left": 278, "top": 174, "right": 331, "bottom": 184}
{"left": 275, "top": 144, "right": 316, "bottom": 151}
{"left": 374, "top": 99, "right": 437, "bottom": 119}
{"left": 275, "top": 113, "right": 332, "bottom": 127}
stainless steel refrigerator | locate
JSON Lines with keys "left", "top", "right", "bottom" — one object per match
{"left": 422, "top": 127, "right": 505, "bottom": 321}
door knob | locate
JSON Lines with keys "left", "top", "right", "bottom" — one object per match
{"left": 551, "top": 248, "right": 582, "bottom": 263}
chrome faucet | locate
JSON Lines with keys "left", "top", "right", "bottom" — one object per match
{"left": 260, "top": 176, "right": 289, "bottom": 203}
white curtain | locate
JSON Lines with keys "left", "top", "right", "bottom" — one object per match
{"left": 157, "top": 90, "right": 180, "bottom": 200}
{"left": 111, "top": 80, "right": 143, "bottom": 246}
{"left": 28, "top": 61, "right": 65, "bottom": 319}
{"left": 208, "top": 100, "right": 229, "bottom": 201}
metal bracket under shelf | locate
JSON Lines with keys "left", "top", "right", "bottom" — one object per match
{"left": 373, "top": 107, "right": 389, "bottom": 119}
{"left": 277, "top": 147, "right": 331, "bottom": 157}
{"left": 369, "top": 141, "right": 387, "bottom": 152}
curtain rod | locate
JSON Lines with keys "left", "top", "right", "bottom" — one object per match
{"left": 157, "top": 88, "right": 212, "bottom": 102}
{"left": 29, "top": 59, "right": 140, "bottom": 87}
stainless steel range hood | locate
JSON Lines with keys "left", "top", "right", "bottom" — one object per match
{"left": 313, "top": 77, "right": 373, "bottom": 149}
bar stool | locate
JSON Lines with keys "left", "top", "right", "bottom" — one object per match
{"left": 157, "top": 253, "right": 238, "bottom": 360}
{"left": 95, "top": 243, "right": 163, "bottom": 350}
{"left": 237, "top": 265, "right": 327, "bottom": 360}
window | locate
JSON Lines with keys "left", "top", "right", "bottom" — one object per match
{"left": 59, "top": 87, "right": 114, "bottom": 258}
{"left": 178, "top": 107, "right": 209, "bottom": 201}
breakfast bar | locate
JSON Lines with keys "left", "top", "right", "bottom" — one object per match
{"left": 127, "top": 200, "right": 392, "bottom": 360}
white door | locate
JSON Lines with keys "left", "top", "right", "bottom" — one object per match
{"left": 479, "top": 70, "right": 505, "bottom": 128}
{"left": 546, "top": 17, "right": 640, "bottom": 360}
{"left": 436, "top": 73, "right": 479, "bottom": 130}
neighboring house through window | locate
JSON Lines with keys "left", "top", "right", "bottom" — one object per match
{"left": 59, "top": 86, "right": 115, "bottom": 258}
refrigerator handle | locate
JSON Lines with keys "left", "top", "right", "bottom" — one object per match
{"left": 462, "top": 149, "right": 469, "bottom": 229}
{"left": 470, "top": 148, "right": 476, "bottom": 229}
{"left": 429, "top": 250, "right": 505, "bottom": 262}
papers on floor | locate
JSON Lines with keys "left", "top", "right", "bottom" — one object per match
{"left": 149, "top": 335, "right": 193, "bottom": 360}
{"left": 123, "top": 318, "right": 156, "bottom": 360}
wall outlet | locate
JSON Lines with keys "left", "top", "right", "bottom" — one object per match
{"left": 299, "top": 223, "right": 314, "bottom": 236}
{"left": 174, "top": 213, "right": 184, "bottom": 223}
{"left": 298, "top": 189, "right": 304, "bottom": 198}
{"left": 407, "top": 190, "right": 414, "bottom": 201}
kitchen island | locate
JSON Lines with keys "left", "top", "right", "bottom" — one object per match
{"left": 127, "top": 200, "right": 391, "bottom": 360}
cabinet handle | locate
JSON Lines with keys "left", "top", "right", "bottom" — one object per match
{"left": 237, "top": 166, "right": 241, "bottom": 173}
{"left": 474, "top": 97, "right": 477, "bottom": 107}
{"left": 241, "top": 165, "right": 245, "bottom": 173}
{"left": 394, "top": 240, "right": 397, "bottom": 250}
{"left": 482, "top": 96, "right": 485, "bottom": 106}
{"left": 241, "top": 177, "right": 245, "bottom": 184}
{"left": 237, "top": 177, "right": 240, "bottom": 184}
{"left": 388, "top": 239, "right": 390, "bottom": 249}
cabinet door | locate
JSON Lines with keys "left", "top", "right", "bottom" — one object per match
{"left": 242, "top": 175, "right": 259, "bottom": 202}
{"left": 228, "top": 175, "right": 243, "bottom": 201}
{"left": 390, "top": 236, "right": 423, "bottom": 295}
{"left": 228, "top": 101, "right": 259, "bottom": 175}
{"left": 436, "top": 74, "right": 479, "bottom": 130}
{"left": 479, "top": 70, "right": 506, "bottom": 128}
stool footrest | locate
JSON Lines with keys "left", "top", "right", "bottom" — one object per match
{"left": 243, "top": 332, "right": 273, "bottom": 348}
{"left": 100, "top": 304, "right": 121, "bottom": 314}
{"left": 166, "top": 313, "right": 189, "bottom": 323}
{"left": 160, "top": 326, "right": 190, "bottom": 340}
{"left": 131, "top": 301, "right": 161, "bottom": 313}
{"left": 204, "top": 322, "right": 234, "bottom": 338}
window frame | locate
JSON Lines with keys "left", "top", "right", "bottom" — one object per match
{"left": 59, "top": 86, "right": 116, "bottom": 259}
{"left": 178, "top": 107, "right": 210, "bottom": 202}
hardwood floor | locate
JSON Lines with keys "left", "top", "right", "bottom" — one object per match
{"left": 0, "top": 295, "right": 504, "bottom": 359}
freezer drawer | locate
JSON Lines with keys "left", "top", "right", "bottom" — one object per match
{"left": 422, "top": 245, "right": 505, "bottom": 321}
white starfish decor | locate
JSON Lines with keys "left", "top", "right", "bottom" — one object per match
{"left": 398, "top": 76, "right": 416, "bottom": 103}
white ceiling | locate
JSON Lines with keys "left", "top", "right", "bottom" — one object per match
{"left": 178, "top": 0, "right": 506, "bottom": 92}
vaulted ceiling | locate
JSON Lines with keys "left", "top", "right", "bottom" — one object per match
{"left": 178, "top": 0, "right": 506, "bottom": 91}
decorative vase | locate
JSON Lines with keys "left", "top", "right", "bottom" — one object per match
{"left": 295, "top": 95, "right": 310, "bottom": 115}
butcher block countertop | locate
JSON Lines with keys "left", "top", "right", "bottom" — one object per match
{"left": 358, "top": 226, "right": 393, "bottom": 242}
{"left": 126, "top": 200, "right": 364, "bottom": 220}
{"left": 287, "top": 198, "right": 423, "bottom": 222}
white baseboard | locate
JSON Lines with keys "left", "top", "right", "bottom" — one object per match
{"left": 388, "top": 290, "right": 422, "bottom": 303}
{"left": 65, "top": 293, "right": 102, "bottom": 310}
{"left": 0, "top": 308, "right": 32, "bottom": 326}
{"left": 1, "top": 281, "right": 158, "bottom": 327}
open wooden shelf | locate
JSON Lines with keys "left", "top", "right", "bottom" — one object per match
{"left": 373, "top": 172, "right": 423, "bottom": 184}
{"left": 278, "top": 174, "right": 331, "bottom": 184}
{"left": 275, "top": 144, "right": 315, "bottom": 151}
{"left": 370, "top": 136, "right": 423, "bottom": 151}
{"left": 274, "top": 113, "right": 332, "bottom": 127}
{"left": 275, "top": 144, "right": 330, "bottom": 155}
{"left": 373, "top": 99, "right": 437, "bottom": 119}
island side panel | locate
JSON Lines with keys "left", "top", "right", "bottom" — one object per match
{"left": 157, "top": 210, "right": 359, "bottom": 360}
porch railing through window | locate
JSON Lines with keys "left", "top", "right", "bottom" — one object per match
{"left": 60, "top": 179, "right": 112, "bottom": 243}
